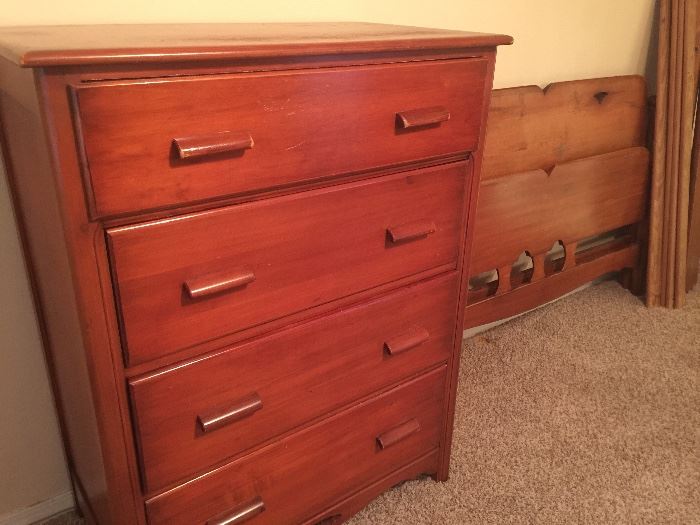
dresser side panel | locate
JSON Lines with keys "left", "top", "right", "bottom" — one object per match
{"left": 0, "top": 58, "right": 144, "bottom": 525}
{"left": 438, "top": 49, "right": 500, "bottom": 479}
{"left": 0, "top": 58, "right": 105, "bottom": 522}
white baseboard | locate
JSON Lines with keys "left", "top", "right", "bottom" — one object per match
{"left": 0, "top": 491, "right": 75, "bottom": 525}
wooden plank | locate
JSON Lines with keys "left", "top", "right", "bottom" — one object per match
{"left": 107, "top": 164, "right": 465, "bottom": 366}
{"left": 300, "top": 451, "right": 439, "bottom": 525}
{"left": 470, "top": 146, "right": 649, "bottom": 276}
{"left": 14, "top": 65, "right": 148, "bottom": 524}
{"left": 464, "top": 242, "right": 639, "bottom": 329}
{"left": 467, "top": 235, "right": 634, "bottom": 304}
{"left": 144, "top": 369, "right": 446, "bottom": 525}
{"left": 72, "top": 59, "right": 486, "bottom": 217}
{"left": 0, "top": 23, "right": 512, "bottom": 68}
{"left": 0, "top": 58, "right": 130, "bottom": 524}
{"left": 688, "top": 153, "right": 700, "bottom": 290}
{"left": 685, "top": 8, "right": 700, "bottom": 292}
{"left": 482, "top": 76, "right": 647, "bottom": 179}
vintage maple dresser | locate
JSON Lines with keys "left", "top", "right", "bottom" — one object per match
{"left": 0, "top": 23, "right": 510, "bottom": 524}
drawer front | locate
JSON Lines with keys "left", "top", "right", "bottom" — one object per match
{"left": 130, "top": 273, "right": 457, "bottom": 492}
{"left": 108, "top": 162, "right": 466, "bottom": 365}
{"left": 145, "top": 367, "right": 446, "bottom": 525}
{"left": 73, "top": 58, "right": 487, "bottom": 216}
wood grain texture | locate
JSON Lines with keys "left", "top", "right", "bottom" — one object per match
{"left": 688, "top": 163, "right": 700, "bottom": 289}
{"left": 196, "top": 393, "right": 264, "bottom": 434}
{"left": 183, "top": 269, "right": 256, "bottom": 300}
{"left": 482, "top": 75, "right": 647, "bottom": 179}
{"left": 108, "top": 163, "right": 465, "bottom": 365}
{"left": 686, "top": 14, "right": 700, "bottom": 293}
{"left": 396, "top": 106, "right": 450, "bottom": 129}
{"left": 466, "top": 75, "right": 650, "bottom": 332}
{"left": 129, "top": 274, "right": 457, "bottom": 493}
{"left": 0, "top": 24, "right": 507, "bottom": 524}
{"left": 436, "top": 49, "right": 498, "bottom": 482}
{"left": 377, "top": 419, "right": 422, "bottom": 450}
{"left": 173, "top": 131, "right": 254, "bottom": 160}
{"left": 0, "top": 22, "right": 511, "bottom": 67}
{"left": 648, "top": 0, "right": 698, "bottom": 304}
{"left": 465, "top": 241, "right": 639, "bottom": 329}
{"left": 0, "top": 60, "right": 145, "bottom": 524}
{"left": 470, "top": 147, "right": 649, "bottom": 276}
{"left": 301, "top": 450, "right": 439, "bottom": 525}
{"left": 206, "top": 497, "right": 266, "bottom": 525}
{"left": 0, "top": 60, "right": 107, "bottom": 524}
{"left": 73, "top": 59, "right": 485, "bottom": 216}
{"left": 145, "top": 367, "right": 446, "bottom": 525}
{"left": 39, "top": 71, "right": 149, "bottom": 525}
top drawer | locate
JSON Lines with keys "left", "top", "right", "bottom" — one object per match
{"left": 72, "top": 58, "right": 488, "bottom": 217}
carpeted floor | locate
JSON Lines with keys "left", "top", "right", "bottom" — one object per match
{"left": 348, "top": 280, "right": 700, "bottom": 524}
{"left": 41, "top": 279, "right": 699, "bottom": 525}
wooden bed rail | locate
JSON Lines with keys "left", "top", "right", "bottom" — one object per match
{"left": 465, "top": 76, "right": 650, "bottom": 330}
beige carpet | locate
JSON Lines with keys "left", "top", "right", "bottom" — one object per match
{"left": 348, "top": 280, "right": 700, "bottom": 524}
{"left": 41, "top": 280, "right": 699, "bottom": 525}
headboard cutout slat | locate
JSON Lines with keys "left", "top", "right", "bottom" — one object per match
{"left": 470, "top": 146, "right": 649, "bottom": 276}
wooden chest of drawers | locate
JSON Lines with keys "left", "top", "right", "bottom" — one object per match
{"left": 0, "top": 23, "right": 510, "bottom": 524}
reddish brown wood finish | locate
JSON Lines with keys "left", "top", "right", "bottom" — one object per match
{"left": 396, "top": 106, "right": 451, "bottom": 129}
{"left": 207, "top": 497, "right": 266, "bottom": 525}
{"left": 173, "top": 131, "right": 255, "bottom": 160}
{"left": 465, "top": 242, "right": 640, "bottom": 328}
{"left": 108, "top": 163, "right": 465, "bottom": 365}
{"left": 481, "top": 76, "right": 648, "bottom": 179}
{"left": 376, "top": 419, "right": 422, "bottom": 450}
{"left": 384, "top": 326, "right": 431, "bottom": 356}
{"left": 470, "top": 147, "right": 649, "bottom": 276}
{"left": 184, "top": 269, "right": 256, "bottom": 300}
{"left": 0, "top": 23, "right": 512, "bottom": 67}
{"left": 435, "top": 51, "right": 498, "bottom": 482}
{"left": 73, "top": 59, "right": 486, "bottom": 217}
{"left": 130, "top": 274, "right": 456, "bottom": 493}
{"left": 0, "top": 64, "right": 148, "bottom": 525}
{"left": 0, "top": 60, "right": 106, "bottom": 524}
{"left": 465, "top": 77, "right": 650, "bottom": 331}
{"left": 0, "top": 23, "right": 508, "bottom": 525}
{"left": 145, "top": 368, "right": 446, "bottom": 525}
{"left": 301, "top": 450, "right": 439, "bottom": 525}
{"left": 197, "top": 393, "right": 264, "bottom": 434}
{"left": 387, "top": 220, "right": 438, "bottom": 243}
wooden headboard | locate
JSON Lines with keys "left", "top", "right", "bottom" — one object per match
{"left": 465, "top": 76, "right": 650, "bottom": 329}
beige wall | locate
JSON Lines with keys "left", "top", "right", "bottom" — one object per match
{"left": 0, "top": 155, "right": 70, "bottom": 517}
{"left": 2, "top": 1, "right": 656, "bottom": 88}
{"left": 0, "top": 0, "right": 655, "bottom": 519}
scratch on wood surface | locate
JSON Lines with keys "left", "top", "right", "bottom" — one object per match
{"left": 285, "top": 140, "right": 306, "bottom": 151}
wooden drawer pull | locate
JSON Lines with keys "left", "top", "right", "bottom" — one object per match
{"left": 396, "top": 106, "right": 450, "bottom": 129}
{"left": 387, "top": 220, "right": 436, "bottom": 244}
{"left": 174, "top": 130, "right": 254, "bottom": 160}
{"left": 197, "top": 392, "right": 263, "bottom": 433}
{"left": 384, "top": 327, "right": 430, "bottom": 356}
{"left": 206, "top": 496, "right": 265, "bottom": 525}
{"left": 377, "top": 418, "right": 421, "bottom": 450}
{"left": 184, "top": 269, "right": 255, "bottom": 299}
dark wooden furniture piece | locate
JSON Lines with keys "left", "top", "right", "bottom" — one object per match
{"left": 465, "top": 76, "right": 651, "bottom": 328}
{"left": 0, "top": 23, "right": 511, "bottom": 524}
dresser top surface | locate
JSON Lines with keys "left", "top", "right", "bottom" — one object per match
{"left": 0, "top": 22, "right": 512, "bottom": 68}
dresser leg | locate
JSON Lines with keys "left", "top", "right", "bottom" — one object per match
{"left": 433, "top": 466, "right": 450, "bottom": 482}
